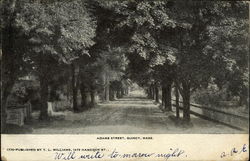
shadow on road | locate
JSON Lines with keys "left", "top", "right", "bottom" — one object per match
{"left": 4, "top": 90, "right": 245, "bottom": 134}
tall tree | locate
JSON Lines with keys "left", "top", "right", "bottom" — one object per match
{"left": 170, "top": 1, "right": 249, "bottom": 121}
{"left": 206, "top": 2, "right": 249, "bottom": 107}
{"left": 13, "top": 0, "right": 96, "bottom": 118}
{"left": 96, "top": 0, "right": 249, "bottom": 122}
{"left": 1, "top": 0, "right": 30, "bottom": 130}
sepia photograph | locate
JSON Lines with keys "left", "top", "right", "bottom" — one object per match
{"left": 1, "top": 0, "right": 249, "bottom": 160}
{"left": 1, "top": 0, "right": 249, "bottom": 135}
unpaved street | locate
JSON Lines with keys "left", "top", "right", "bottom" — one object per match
{"left": 31, "top": 91, "right": 243, "bottom": 134}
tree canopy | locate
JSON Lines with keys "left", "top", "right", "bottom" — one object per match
{"left": 1, "top": 0, "right": 248, "bottom": 127}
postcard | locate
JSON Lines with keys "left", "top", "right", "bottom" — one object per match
{"left": 1, "top": 0, "right": 249, "bottom": 161}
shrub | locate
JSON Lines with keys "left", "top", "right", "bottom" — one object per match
{"left": 7, "top": 80, "right": 40, "bottom": 106}
{"left": 192, "top": 85, "right": 228, "bottom": 106}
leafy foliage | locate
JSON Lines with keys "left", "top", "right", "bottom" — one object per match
{"left": 1, "top": 0, "right": 248, "bottom": 126}
{"left": 14, "top": 0, "right": 96, "bottom": 64}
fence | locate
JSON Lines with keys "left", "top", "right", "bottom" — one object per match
{"left": 171, "top": 100, "right": 249, "bottom": 131}
{"left": 6, "top": 103, "right": 32, "bottom": 126}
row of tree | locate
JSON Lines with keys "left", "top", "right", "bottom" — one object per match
{"left": 1, "top": 0, "right": 249, "bottom": 130}
{"left": 1, "top": 0, "right": 131, "bottom": 130}
{"left": 98, "top": 0, "right": 249, "bottom": 121}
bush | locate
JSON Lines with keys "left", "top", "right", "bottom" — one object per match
{"left": 7, "top": 80, "right": 40, "bottom": 107}
{"left": 193, "top": 85, "right": 228, "bottom": 106}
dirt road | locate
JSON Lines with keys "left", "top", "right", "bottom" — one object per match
{"left": 31, "top": 90, "right": 243, "bottom": 134}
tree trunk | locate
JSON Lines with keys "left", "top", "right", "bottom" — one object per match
{"left": 116, "top": 89, "right": 120, "bottom": 98}
{"left": 1, "top": 92, "right": 8, "bottom": 133}
{"left": 103, "top": 73, "right": 110, "bottom": 102}
{"left": 125, "top": 88, "right": 129, "bottom": 95}
{"left": 71, "top": 64, "right": 79, "bottom": 112}
{"left": 164, "top": 82, "right": 172, "bottom": 111}
{"left": 39, "top": 77, "right": 49, "bottom": 120}
{"left": 161, "top": 86, "right": 165, "bottom": 107}
{"left": 155, "top": 85, "right": 159, "bottom": 103}
{"left": 121, "top": 88, "right": 124, "bottom": 97}
{"left": 80, "top": 84, "right": 87, "bottom": 109}
{"left": 151, "top": 85, "right": 155, "bottom": 100}
{"left": 105, "top": 84, "right": 110, "bottom": 102}
{"left": 67, "top": 80, "right": 71, "bottom": 101}
{"left": 239, "top": 94, "right": 248, "bottom": 107}
{"left": 1, "top": 0, "right": 19, "bottom": 131}
{"left": 90, "top": 88, "right": 96, "bottom": 106}
{"left": 148, "top": 87, "right": 152, "bottom": 99}
{"left": 182, "top": 82, "right": 191, "bottom": 122}
{"left": 175, "top": 84, "right": 180, "bottom": 119}
{"left": 1, "top": 80, "right": 15, "bottom": 132}
{"left": 239, "top": 95, "right": 243, "bottom": 106}
{"left": 164, "top": 87, "right": 167, "bottom": 110}
{"left": 163, "top": 87, "right": 167, "bottom": 110}
{"left": 114, "top": 91, "right": 117, "bottom": 100}
{"left": 105, "top": 85, "right": 109, "bottom": 101}
{"left": 239, "top": 94, "right": 248, "bottom": 110}
{"left": 49, "top": 85, "right": 57, "bottom": 102}
{"left": 109, "top": 88, "right": 114, "bottom": 101}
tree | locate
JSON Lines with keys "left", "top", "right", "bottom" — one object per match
{"left": 206, "top": 2, "right": 249, "bottom": 107}
{"left": 13, "top": 0, "right": 96, "bottom": 118}
{"left": 97, "top": 47, "right": 127, "bottom": 101}
{"left": 109, "top": 1, "right": 179, "bottom": 110}
{"left": 98, "top": 0, "right": 249, "bottom": 122}
{"left": 84, "top": 0, "right": 133, "bottom": 102}
{"left": 1, "top": 0, "right": 31, "bottom": 130}
{"left": 169, "top": 1, "right": 249, "bottom": 121}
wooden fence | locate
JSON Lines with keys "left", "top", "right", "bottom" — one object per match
{"left": 6, "top": 103, "right": 32, "bottom": 126}
{"left": 171, "top": 100, "right": 249, "bottom": 131}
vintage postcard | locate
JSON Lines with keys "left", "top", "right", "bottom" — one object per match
{"left": 1, "top": 0, "right": 249, "bottom": 161}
